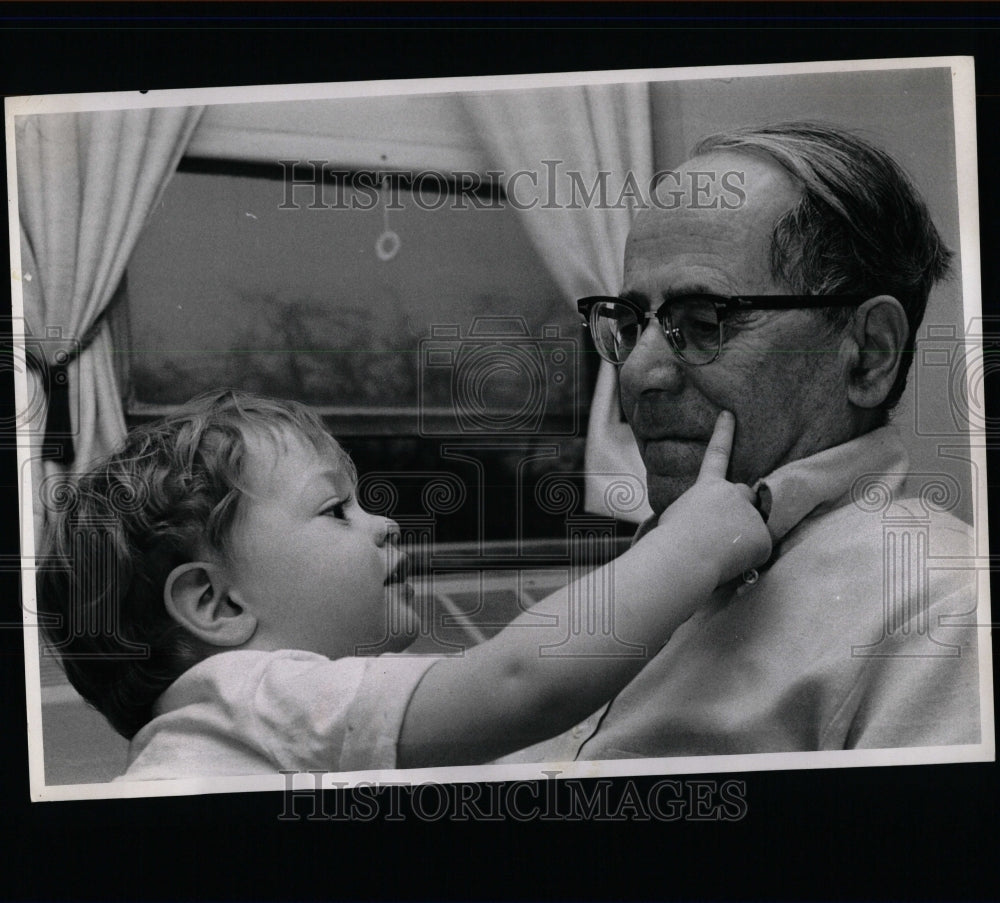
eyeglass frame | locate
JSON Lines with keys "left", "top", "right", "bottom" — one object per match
{"left": 577, "top": 293, "right": 870, "bottom": 366}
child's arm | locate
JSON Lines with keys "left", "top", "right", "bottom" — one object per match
{"left": 397, "top": 411, "right": 771, "bottom": 768}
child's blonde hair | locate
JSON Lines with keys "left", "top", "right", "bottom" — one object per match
{"left": 37, "top": 389, "right": 354, "bottom": 739}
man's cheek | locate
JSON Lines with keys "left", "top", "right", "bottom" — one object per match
{"left": 729, "top": 427, "right": 780, "bottom": 486}
{"left": 728, "top": 446, "right": 755, "bottom": 486}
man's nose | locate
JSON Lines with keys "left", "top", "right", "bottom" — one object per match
{"left": 619, "top": 321, "right": 686, "bottom": 399}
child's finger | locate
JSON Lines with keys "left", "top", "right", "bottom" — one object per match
{"left": 696, "top": 411, "right": 735, "bottom": 482}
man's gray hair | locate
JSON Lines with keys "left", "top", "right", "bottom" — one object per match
{"left": 694, "top": 121, "right": 953, "bottom": 413}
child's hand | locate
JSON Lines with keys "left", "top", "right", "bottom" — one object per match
{"left": 653, "top": 411, "right": 772, "bottom": 585}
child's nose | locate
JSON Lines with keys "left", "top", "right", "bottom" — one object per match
{"left": 375, "top": 517, "right": 401, "bottom": 546}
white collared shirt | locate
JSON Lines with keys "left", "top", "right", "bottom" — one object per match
{"left": 498, "top": 426, "right": 980, "bottom": 762}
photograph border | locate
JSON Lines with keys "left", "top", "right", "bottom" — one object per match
{"left": 8, "top": 54, "right": 992, "bottom": 804}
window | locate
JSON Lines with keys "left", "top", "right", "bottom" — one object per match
{"left": 123, "top": 160, "right": 600, "bottom": 547}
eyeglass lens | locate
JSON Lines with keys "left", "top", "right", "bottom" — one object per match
{"left": 590, "top": 298, "right": 722, "bottom": 365}
{"left": 590, "top": 301, "right": 641, "bottom": 364}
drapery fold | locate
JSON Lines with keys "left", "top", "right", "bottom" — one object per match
{"left": 464, "top": 84, "right": 654, "bottom": 522}
{"left": 15, "top": 106, "right": 205, "bottom": 534}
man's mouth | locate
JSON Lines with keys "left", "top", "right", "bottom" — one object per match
{"left": 638, "top": 433, "right": 708, "bottom": 446}
{"left": 627, "top": 401, "right": 717, "bottom": 446}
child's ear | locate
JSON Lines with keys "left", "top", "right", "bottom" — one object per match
{"left": 163, "top": 562, "right": 257, "bottom": 648}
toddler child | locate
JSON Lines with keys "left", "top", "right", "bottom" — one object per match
{"left": 38, "top": 389, "right": 770, "bottom": 778}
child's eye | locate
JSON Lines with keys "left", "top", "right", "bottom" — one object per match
{"left": 321, "top": 497, "right": 352, "bottom": 520}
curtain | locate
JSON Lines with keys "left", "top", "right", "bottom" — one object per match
{"left": 464, "top": 84, "right": 654, "bottom": 523}
{"left": 15, "top": 106, "right": 205, "bottom": 535}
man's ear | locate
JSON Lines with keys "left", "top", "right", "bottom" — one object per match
{"left": 844, "top": 295, "right": 909, "bottom": 410}
{"left": 163, "top": 562, "right": 257, "bottom": 648}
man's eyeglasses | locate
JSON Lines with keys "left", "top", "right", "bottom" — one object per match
{"left": 577, "top": 294, "right": 868, "bottom": 366}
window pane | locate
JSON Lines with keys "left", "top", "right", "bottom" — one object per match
{"left": 126, "top": 168, "right": 588, "bottom": 434}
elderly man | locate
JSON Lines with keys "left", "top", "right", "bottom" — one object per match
{"left": 509, "top": 122, "right": 980, "bottom": 761}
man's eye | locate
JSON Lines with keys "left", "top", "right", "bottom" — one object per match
{"left": 687, "top": 318, "right": 718, "bottom": 334}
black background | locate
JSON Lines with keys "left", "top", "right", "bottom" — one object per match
{"left": 2, "top": 4, "right": 998, "bottom": 900}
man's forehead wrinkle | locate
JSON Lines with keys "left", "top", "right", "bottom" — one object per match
{"left": 628, "top": 218, "right": 754, "bottom": 254}
{"left": 626, "top": 219, "right": 752, "bottom": 268}
{"left": 624, "top": 229, "right": 758, "bottom": 297}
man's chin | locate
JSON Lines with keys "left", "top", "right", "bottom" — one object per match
{"left": 639, "top": 440, "right": 703, "bottom": 513}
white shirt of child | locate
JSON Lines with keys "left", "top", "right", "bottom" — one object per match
{"left": 120, "top": 650, "right": 438, "bottom": 780}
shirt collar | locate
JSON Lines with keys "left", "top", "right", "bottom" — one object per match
{"left": 754, "top": 424, "right": 908, "bottom": 544}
